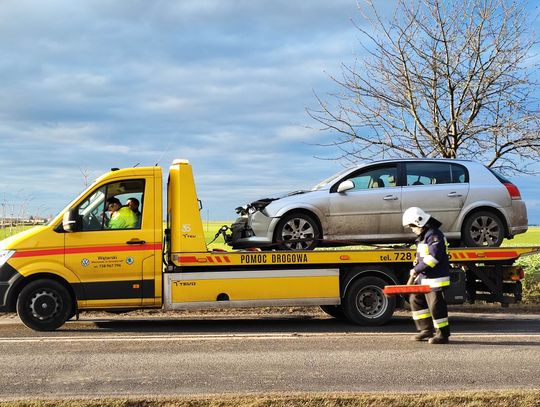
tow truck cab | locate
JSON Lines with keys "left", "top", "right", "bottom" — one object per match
{"left": 0, "top": 163, "right": 170, "bottom": 326}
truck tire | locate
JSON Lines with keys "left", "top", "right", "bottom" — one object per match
{"left": 16, "top": 279, "right": 72, "bottom": 331}
{"left": 274, "top": 212, "right": 320, "bottom": 250}
{"left": 320, "top": 305, "right": 347, "bottom": 320}
{"left": 461, "top": 210, "right": 504, "bottom": 247}
{"left": 343, "top": 276, "right": 395, "bottom": 326}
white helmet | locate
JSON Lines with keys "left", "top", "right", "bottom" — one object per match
{"left": 402, "top": 207, "right": 431, "bottom": 227}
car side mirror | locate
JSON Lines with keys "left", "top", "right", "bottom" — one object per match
{"left": 63, "top": 209, "right": 81, "bottom": 232}
{"left": 337, "top": 180, "right": 355, "bottom": 193}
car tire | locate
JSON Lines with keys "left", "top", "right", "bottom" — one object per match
{"left": 274, "top": 212, "right": 320, "bottom": 250}
{"left": 343, "top": 276, "right": 396, "bottom": 326}
{"left": 16, "top": 279, "right": 72, "bottom": 331}
{"left": 320, "top": 305, "right": 347, "bottom": 320}
{"left": 461, "top": 211, "right": 504, "bottom": 247}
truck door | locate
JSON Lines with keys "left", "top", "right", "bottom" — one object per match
{"left": 64, "top": 177, "right": 156, "bottom": 308}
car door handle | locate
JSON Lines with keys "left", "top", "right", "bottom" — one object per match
{"left": 126, "top": 239, "right": 146, "bottom": 245}
{"left": 383, "top": 195, "right": 398, "bottom": 200}
{"left": 447, "top": 192, "right": 462, "bottom": 198}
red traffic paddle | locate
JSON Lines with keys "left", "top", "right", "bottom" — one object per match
{"left": 383, "top": 275, "right": 432, "bottom": 295}
{"left": 383, "top": 284, "right": 431, "bottom": 295}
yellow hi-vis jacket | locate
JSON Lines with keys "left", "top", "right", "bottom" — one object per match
{"left": 108, "top": 206, "right": 137, "bottom": 229}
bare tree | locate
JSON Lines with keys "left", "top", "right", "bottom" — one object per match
{"left": 310, "top": 0, "right": 539, "bottom": 174}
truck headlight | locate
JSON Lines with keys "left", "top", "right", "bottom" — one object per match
{"left": 0, "top": 250, "right": 15, "bottom": 267}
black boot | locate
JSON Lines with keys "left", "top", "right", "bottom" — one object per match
{"left": 428, "top": 335, "right": 449, "bottom": 344}
{"left": 413, "top": 330, "right": 434, "bottom": 341}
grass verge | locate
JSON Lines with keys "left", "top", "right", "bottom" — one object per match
{"left": 1, "top": 390, "right": 539, "bottom": 406}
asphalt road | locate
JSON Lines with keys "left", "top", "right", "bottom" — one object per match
{"left": 0, "top": 311, "right": 539, "bottom": 398}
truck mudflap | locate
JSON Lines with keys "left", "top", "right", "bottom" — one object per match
{"left": 163, "top": 268, "right": 340, "bottom": 310}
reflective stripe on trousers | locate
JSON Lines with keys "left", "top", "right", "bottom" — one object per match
{"left": 412, "top": 309, "right": 431, "bottom": 320}
{"left": 433, "top": 317, "right": 449, "bottom": 328}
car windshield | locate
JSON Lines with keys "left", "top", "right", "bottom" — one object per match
{"left": 311, "top": 167, "right": 355, "bottom": 190}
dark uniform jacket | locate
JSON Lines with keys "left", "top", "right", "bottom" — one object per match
{"left": 412, "top": 227, "right": 450, "bottom": 289}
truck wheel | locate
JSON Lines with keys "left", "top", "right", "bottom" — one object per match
{"left": 343, "top": 276, "right": 395, "bottom": 326}
{"left": 461, "top": 211, "right": 504, "bottom": 247}
{"left": 16, "top": 279, "right": 72, "bottom": 331}
{"left": 320, "top": 305, "right": 347, "bottom": 320}
{"left": 274, "top": 212, "right": 320, "bottom": 250}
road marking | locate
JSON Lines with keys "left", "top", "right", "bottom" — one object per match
{"left": 0, "top": 332, "right": 538, "bottom": 343}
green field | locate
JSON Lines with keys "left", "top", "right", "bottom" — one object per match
{"left": 203, "top": 220, "right": 232, "bottom": 250}
{"left": 503, "top": 226, "right": 540, "bottom": 246}
{"left": 2, "top": 390, "right": 539, "bottom": 407}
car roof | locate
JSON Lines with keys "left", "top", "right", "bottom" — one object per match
{"left": 320, "top": 158, "right": 483, "bottom": 189}
{"left": 366, "top": 158, "right": 476, "bottom": 165}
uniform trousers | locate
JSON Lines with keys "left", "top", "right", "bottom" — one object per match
{"left": 410, "top": 290, "right": 450, "bottom": 338}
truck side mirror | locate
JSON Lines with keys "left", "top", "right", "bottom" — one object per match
{"left": 337, "top": 180, "right": 355, "bottom": 193}
{"left": 63, "top": 209, "right": 81, "bottom": 232}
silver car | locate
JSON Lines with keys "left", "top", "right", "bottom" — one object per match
{"left": 229, "top": 159, "right": 528, "bottom": 250}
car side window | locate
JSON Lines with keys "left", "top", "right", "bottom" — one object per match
{"left": 347, "top": 166, "right": 397, "bottom": 190}
{"left": 405, "top": 163, "right": 462, "bottom": 186}
{"left": 450, "top": 164, "right": 468, "bottom": 183}
{"left": 76, "top": 179, "right": 145, "bottom": 231}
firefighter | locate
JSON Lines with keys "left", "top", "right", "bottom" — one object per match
{"left": 402, "top": 207, "right": 451, "bottom": 344}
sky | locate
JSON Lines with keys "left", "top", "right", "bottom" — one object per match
{"left": 0, "top": 0, "right": 539, "bottom": 225}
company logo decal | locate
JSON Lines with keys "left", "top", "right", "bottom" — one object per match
{"left": 81, "top": 258, "right": 90, "bottom": 267}
{"left": 126, "top": 256, "right": 134, "bottom": 265}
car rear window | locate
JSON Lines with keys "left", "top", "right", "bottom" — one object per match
{"left": 487, "top": 168, "right": 510, "bottom": 183}
{"left": 405, "top": 162, "right": 468, "bottom": 185}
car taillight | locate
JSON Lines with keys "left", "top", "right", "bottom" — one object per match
{"left": 503, "top": 182, "right": 521, "bottom": 200}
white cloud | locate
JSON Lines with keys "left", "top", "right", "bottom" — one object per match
{"left": 276, "top": 125, "right": 316, "bottom": 141}
{"left": 0, "top": 0, "right": 538, "bottom": 224}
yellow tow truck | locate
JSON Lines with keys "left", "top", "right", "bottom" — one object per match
{"left": 0, "top": 159, "right": 537, "bottom": 331}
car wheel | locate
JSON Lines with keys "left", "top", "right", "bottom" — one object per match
{"left": 274, "top": 212, "right": 320, "bottom": 250}
{"left": 343, "top": 276, "right": 396, "bottom": 326}
{"left": 16, "top": 279, "right": 72, "bottom": 331}
{"left": 462, "top": 211, "right": 504, "bottom": 247}
{"left": 320, "top": 305, "right": 347, "bottom": 320}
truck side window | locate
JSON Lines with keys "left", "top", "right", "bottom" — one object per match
{"left": 76, "top": 180, "right": 145, "bottom": 231}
